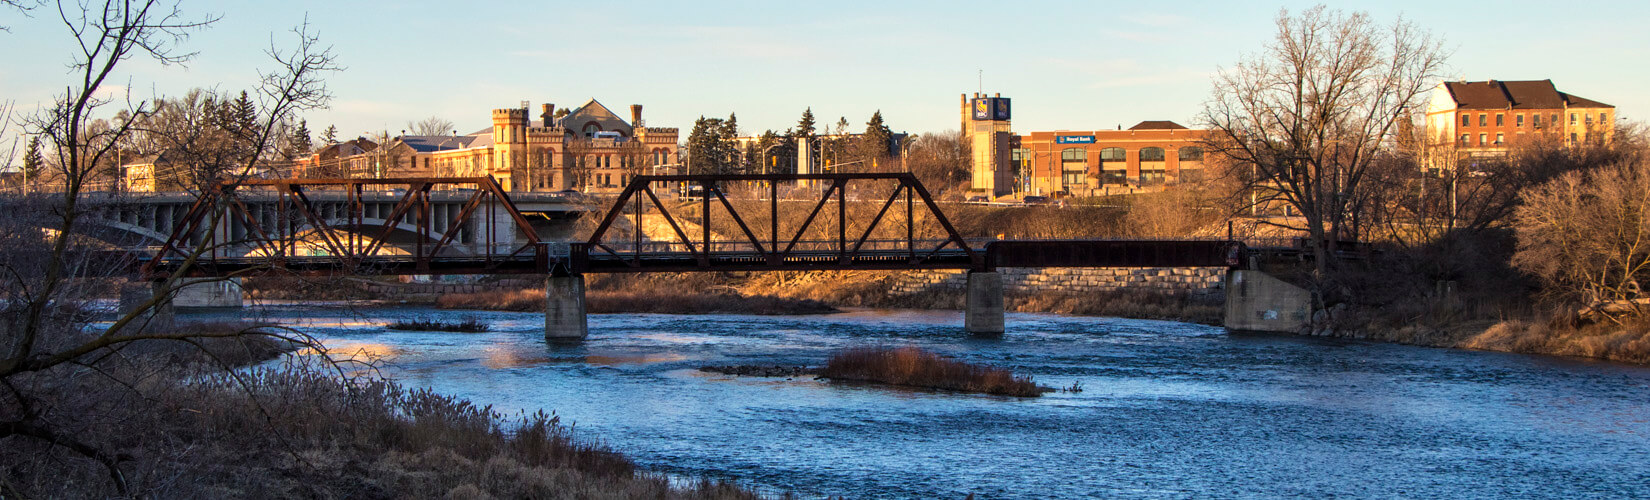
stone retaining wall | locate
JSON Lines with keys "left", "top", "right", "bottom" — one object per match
{"left": 890, "top": 267, "right": 1227, "bottom": 298}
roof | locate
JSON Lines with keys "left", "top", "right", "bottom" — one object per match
{"left": 1128, "top": 120, "right": 1188, "bottom": 130}
{"left": 397, "top": 134, "right": 488, "bottom": 153}
{"left": 1443, "top": 80, "right": 1614, "bottom": 110}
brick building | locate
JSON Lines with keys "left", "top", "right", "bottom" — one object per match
{"left": 1423, "top": 79, "right": 1614, "bottom": 168}
{"left": 962, "top": 92, "right": 1211, "bottom": 198}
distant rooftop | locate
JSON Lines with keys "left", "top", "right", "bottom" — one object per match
{"left": 1128, "top": 120, "right": 1188, "bottom": 130}
{"left": 1443, "top": 79, "right": 1613, "bottom": 110}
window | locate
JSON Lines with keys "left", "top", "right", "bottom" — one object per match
{"left": 1495, "top": 133, "right": 1504, "bottom": 144}
{"left": 1460, "top": 134, "right": 1469, "bottom": 145}
{"left": 1534, "top": 114, "right": 1543, "bottom": 128}
{"left": 1138, "top": 147, "right": 1167, "bottom": 185}
{"left": 1496, "top": 114, "right": 1504, "bottom": 126}
{"left": 1461, "top": 115, "right": 1470, "bottom": 127}
{"left": 1570, "top": 113, "right": 1576, "bottom": 125}
{"left": 1098, "top": 147, "right": 1126, "bottom": 185}
{"left": 1570, "top": 133, "right": 1577, "bottom": 143}
{"left": 1479, "top": 114, "right": 1487, "bottom": 126}
{"left": 1479, "top": 133, "right": 1487, "bottom": 146}
{"left": 1601, "top": 112, "right": 1609, "bottom": 124}
{"left": 1517, "top": 114, "right": 1524, "bottom": 127}
{"left": 1060, "top": 147, "right": 1087, "bottom": 188}
{"left": 1178, "top": 147, "right": 1203, "bottom": 162}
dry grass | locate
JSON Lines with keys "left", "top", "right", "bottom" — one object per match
{"left": 820, "top": 346, "right": 1049, "bottom": 397}
{"left": 0, "top": 364, "right": 766, "bottom": 499}
{"left": 114, "top": 320, "right": 300, "bottom": 368}
{"left": 1459, "top": 319, "right": 1650, "bottom": 364}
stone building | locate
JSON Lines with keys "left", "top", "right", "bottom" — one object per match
{"left": 1423, "top": 79, "right": 1614, "bottom": 169}
{"left": 294, "top": 99, "right": 680, "bottom": 192}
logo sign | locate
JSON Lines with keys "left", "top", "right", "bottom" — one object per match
{"left": 993, "top": 98, "right": 1011, "bottom": 120}
{"left": 972, "top": 98, "right": 992, "bottom": 120}
{"left": 1056, "top": 135, "right": 1095, "bottom": 144}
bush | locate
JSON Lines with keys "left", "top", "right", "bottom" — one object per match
{"left": 821, "top": 346, "right": 1049, "bottom": 397}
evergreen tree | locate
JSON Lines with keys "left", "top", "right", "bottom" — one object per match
{"left": 721, "top": 113, "right": 742, "bottom": 172}
{"left": 321, "top": 124, "right": 339, "bottom": 145}
{"left": 231, "top": 90, "right": 257, "bottom": 133}
{"left": 794, "top": 107, "right": 816, "bottom": 139}
{"left": 21, "top": 136, "right": 43, "bottom": 181}
{"left": 289, "top": 119, "right": 313, "bottom": 157}
{"left": 860, "top": 110, "right": 893, "bottom": 169}
{"left": 686, "top": 116, "right": 730, "bottom": 175}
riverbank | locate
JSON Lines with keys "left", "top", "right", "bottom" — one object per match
{"left": 3, "top": 319, "right": 764, "bottom": 498}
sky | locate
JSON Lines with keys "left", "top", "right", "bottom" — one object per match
{"left": 2, "top": 0, "right": 1648, "bottom": 155}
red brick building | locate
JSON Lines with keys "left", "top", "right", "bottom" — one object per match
{"left": 1423, "top": 79, "right": 1614, "bottom": 167}
{"left": 1011, "top": 121, "right": 1209, "bottom": 197}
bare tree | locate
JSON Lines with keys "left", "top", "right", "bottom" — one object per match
{"left": 904, "top": 130, "right": 971, "bottom": 199}
{"left": 407, "top": 116, "right": 454, "bottom": 137}
{"left": 1514, "top": 153, "right": 1650, "bottom": 318}
{"left": 1201, "top": 6, "right": 1447, "bottom": 276}
{"left": 1, "top": 2, "right": 338, "bottom": 494}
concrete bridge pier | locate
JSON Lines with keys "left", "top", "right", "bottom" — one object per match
{"left": 965, "top": 271, "right": 1005, "bottom": 335}
{"left": 172, "top": 278, "right": 244, "bottom": 308}
{"left": 118, "top": 281, "right": 175, "bottom": 332}
{"left": 545, "top": 274, "right": 588, "bottom": 340}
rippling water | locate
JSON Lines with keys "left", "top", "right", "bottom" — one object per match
{"left": 189, "top": 304, "right": 1650, "bottom": 498}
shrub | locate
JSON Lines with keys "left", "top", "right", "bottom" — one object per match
{"left": 821, "top": 346, "right": 1049, "bottom": 397}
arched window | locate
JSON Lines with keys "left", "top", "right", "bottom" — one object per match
{"left": 1060, "top": 148, "right": 1088, "bottom": 189}
{"left": 1099, "top": 147, "right": 1126, "bottom": 185}
{"left": 1139, "top": 147, "right": 1167, "bottom": 185}
{"left": 582, "top": 123, "right": 602, "bottom": 137}
{"left": 1177, "top": 147, "right": 1203, "bottom": 161}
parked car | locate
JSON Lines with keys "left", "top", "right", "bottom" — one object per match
{"left": 965, "top": 195, "right": 990, "bottom": 204}
{"left": 1023, "top": 195, "right": 1051, "bottom": 205}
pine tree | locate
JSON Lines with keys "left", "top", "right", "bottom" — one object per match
{"left": 862, "top": 110, "right": 893, "bottom": 160}
{"left": 289, "top": 120, "right": 313, "bottom": 157}
{"left": 686, "top": 116, "right": 730, "bottom": 175}
{"left": 231, "top": 90, "right": 257, "bottom": 133}
{"left": 21, "top": 136, "right": 43, "bottom": 181}
{"left": 321, "top": 124, "right": 338, "bottom": 145}
{"left": 794, "top": 108, "right": 816, "bottom": 139}
{"left": 721, "top": 113, "right": 741, "bottom": 172}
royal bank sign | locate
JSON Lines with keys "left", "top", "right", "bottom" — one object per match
{"left": 1055, "top": 135, "right": 1095, "bottom": 144}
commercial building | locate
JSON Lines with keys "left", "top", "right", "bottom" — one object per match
{"left": 962, "top": 92, "right": 1211, "bottom": 198}
{"left": 1423, "top": 79, "right": 1614, "bottom": 167}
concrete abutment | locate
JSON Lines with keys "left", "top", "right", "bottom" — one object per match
{"left": 965, "top": 271, "right": 1005, "bottom": 335}
{"left": 1223, "top": 270, "right": 1311, "bottom": 333}
{"left": 545, "top": 274, "right": 588, "bottom": 340}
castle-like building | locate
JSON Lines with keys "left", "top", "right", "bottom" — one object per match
{"left": 294, "top": 98, "right": 680, "bottom": 192}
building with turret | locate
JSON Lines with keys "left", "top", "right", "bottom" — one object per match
{"left": 294, "top": 98, "right": 680, "bottom": 192}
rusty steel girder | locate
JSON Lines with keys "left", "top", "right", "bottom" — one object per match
{"left": 143, "top": 177, "right": 546, "bottom": 278}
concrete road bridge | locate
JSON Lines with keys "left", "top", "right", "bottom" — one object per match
{"left": 129, "top": 173, "right": 1308, "bottom": 339}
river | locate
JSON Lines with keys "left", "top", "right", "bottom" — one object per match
{"left": 187, "top": 303, "right": 1650, "bottom": 498}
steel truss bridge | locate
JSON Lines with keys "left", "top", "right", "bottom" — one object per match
{"left": 137, "top": 173, "right": 1243, "bottom": 279}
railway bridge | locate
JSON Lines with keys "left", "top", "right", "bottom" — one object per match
{"left": 136, "top": 173, "right": 1304, "bottom": 339}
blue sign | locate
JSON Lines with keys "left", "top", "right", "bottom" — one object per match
{"left": 1056, "top": 135, "right": 1095, "bottom": 144}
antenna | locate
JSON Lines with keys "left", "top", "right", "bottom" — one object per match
{"left": 978, "top": 69, "right": 983, "bottom": 94}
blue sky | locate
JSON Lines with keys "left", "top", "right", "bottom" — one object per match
{"left": 2, "top": 0, "right": 1648, "bottom": 149}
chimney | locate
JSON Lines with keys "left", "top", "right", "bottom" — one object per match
{"left": 630, "top": 104, "right": 643, "bottom": 127}
{"left": 994, "top": 92, "right": 1000, "bottom": 98}
{"left": 541, "top": 103, "right": 554, "bottom": 127}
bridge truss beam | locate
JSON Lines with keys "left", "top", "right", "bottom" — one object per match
{"left": 143, "top": 177, "right": 546, "bottom": 278}
{"left": 576, "top": 173, "right": 981, "bottom": 274}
